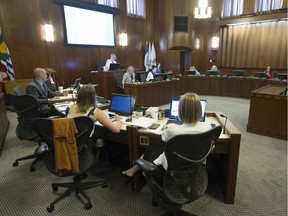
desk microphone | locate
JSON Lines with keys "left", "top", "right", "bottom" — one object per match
{"left": 125, "top": 90, "right": 132, "bottom": 122}
{"left": 220, "top": 114, "right": 228, "bottom": 134}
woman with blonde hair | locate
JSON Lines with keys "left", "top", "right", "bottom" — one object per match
{"left": 121, "top": 92, "right": 211, "bottom": 183}
{"left": 69, "top": 85, "right": 122, "bottom": 133}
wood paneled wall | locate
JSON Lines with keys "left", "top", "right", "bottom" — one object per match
{"left": 0, "top": 0, "right": 154, "bottom": 86}
{"left": 0, "top": 0, "right": 286, "bottom": 87}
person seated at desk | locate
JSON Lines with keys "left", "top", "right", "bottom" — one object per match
{"left": 156, "top": 62, "right": 161, "bottom": 73}
{"left": 105, "top": 53, "right": 117, "bottom": 71}
{"left": 121, "top": 92, "right": 211, "bottom": 183}
{"left": 190, "top": 66, "right": 201, "bottom": 76}
{"left": 211, "top": 65, "right": 218, "bottom": 71}
{"left": 68, "top": 85, "right": 122, "bottom": 133}
{"left": 122, "top": 66, "right": 135, "bottom": 88}
{"left": 146, "top": 65, "right": 157, "bottom": 81}
{"left": 264, "top": 66, "right": 275, "bottom": 80}
{"left": 26, "top": 67, "right": 64, "bottom": 117}
{"left": 45, "top": 72, "right": 56, "bottom": 92}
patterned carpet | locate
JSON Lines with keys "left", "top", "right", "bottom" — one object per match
{"left": 0, "top": 96, "right": 286, "bottom": 216}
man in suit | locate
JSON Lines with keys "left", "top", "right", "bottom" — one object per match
{"left": 26, "top": 68, "right": 64, "bottom": 117}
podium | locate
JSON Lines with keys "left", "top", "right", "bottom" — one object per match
{"left": 247, "top": 84, "right": 287, "bottom": 140}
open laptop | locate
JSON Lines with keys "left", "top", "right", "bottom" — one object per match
{"left": 109, "top": 63, "right": 120, "bottom": 71}
{"left": 108, "top": 93, "right": 136, "bottom": 116}
{"left": 167, "top": 97, "right": 207, "bottom": 125}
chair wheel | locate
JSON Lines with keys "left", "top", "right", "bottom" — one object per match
{"left": 30, "top": 166, "right": 36, "bottom": 172}
{"left": 13, "top": 161, "right": 19, "bottom": 167}
{"left": 82, "top": 173, "right": 88, "bottom": 179}
{"left": 47, "top": 205, "right": 54, "bottom": 212}
{"left": 52, "top": 185, "right": 58, "bottom": 191}
{"left": 84, "top": 202, "right": 92, "bottom": 210}
{"left": 101, "top": 182, "right": 108, "bottom": 188}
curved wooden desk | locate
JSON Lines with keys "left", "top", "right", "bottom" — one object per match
{"left": 122, "top": 76, "right": 286, "bottom": 107}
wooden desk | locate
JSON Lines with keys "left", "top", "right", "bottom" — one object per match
{"left": 0, "top": 79, "right": 31, "bottom": 94}
{"left": 247, "top": 84, "right": 287, "bottom": 140}
{"left": 124, "top": 79, "right": 181, "bottom": 107}
{"left": 94, "top": 111, "right": 241, "bottom": 204}
{"left": 91, "top": 70, "right": 126, "bottom": 100}
{"left": 0, "top": 93, "right": 10, "bottom": 156}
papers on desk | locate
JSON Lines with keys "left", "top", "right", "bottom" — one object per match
{"left": 54, "top": 102, "right": 72, "bottom": 112}
{"left": 122, "top": 117, "right": 157, "bottom": 128}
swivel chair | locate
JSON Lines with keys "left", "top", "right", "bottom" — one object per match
{"left": 7, "top": 94, "right": 48, "bottom": 172}
{"left": 135, "top": 126, "right": 222, "bottom": 216}
{"left": 33, "top": 116, "right": 108, "bottom": 212}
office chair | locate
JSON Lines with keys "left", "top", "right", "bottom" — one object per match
{"left": 135, "top": 126, "right": 222, "bottom": 216}
{"left": 13, "top": 85, "right": 25, "bottom": 95}
{"left": 113, "top": 73, "right": 124, "bottom": 94}
{"left": 7, "top": 94, "right": 48, "bottom": 172}
{"left": 33, "top": 116, "right": 108, "bottom": 212}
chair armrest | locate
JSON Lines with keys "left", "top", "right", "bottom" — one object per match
{"left": 135, "top": 159, "right": 158, "bottom": 172}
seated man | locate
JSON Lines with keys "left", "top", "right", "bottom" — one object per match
{"left": 26, "top": 67, "right": 64, "bottom": 117}
{"left": 146, "top": 65, "right": 157, "bottom": 81}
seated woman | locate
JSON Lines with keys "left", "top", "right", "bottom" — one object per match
{"left": 122, "top": 92, "right": 212, "bottom": 183}
{"left": 264, "top": 66, "right": 276, "bottom": 80}
{"left": 122, "top": 66, "right": 135, "bottom": 88}
{"left": 189, "top": 66, "right": 201, "bottom": 76}
{"left": 68, "top": 85, "right": 122, "bottom": 133}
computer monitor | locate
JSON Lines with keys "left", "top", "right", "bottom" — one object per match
{"left": 277, "top": 73, "right": 287, "bottom": 81}
{"left": 185, "top": 70, "right": 196, "bottom": 76}
{"left": 109, "top": 93, "right": 136, "bottom": 116}
{"left": 206, "top": 70, "right": 219, "bottom": 76}
{"left": 233, "top": 70, "right": 245, "bottom": 77}
{"left": 109, "top": 63, "right": 120, "bottom": 71}
{"left": 169, "top": 97, "right": 207, "bottom": 122}
{"left": 254, "top": 72, "right": 266, "bottom": 78}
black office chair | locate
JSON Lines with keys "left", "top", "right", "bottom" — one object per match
{"left": 33, "top": 116, "right": 108, "bottom": 212}
{"left": 7, "top": 94, "right": 48, "bottom": 172}
{"left": 13, "top": 85, "right": 25, "bottom": 95}
{"left": 113, "top": 73, "right": 124, "bottom": 94}
{"left": 135, "top": 126, "right": 222, "bottom": 216}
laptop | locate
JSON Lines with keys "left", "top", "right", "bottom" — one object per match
{"left": 167, "top": 97, "right": 207, "bottom": 125}
{"left": 109, "top": 63, "right": 120, "bottom": 71}
{"left": 108, "top": 93, "right": 136, "bottom": 116}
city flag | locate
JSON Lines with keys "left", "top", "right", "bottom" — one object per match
{"left": 150, "top": 42, "right": 156, "bottom": 66}
{"left": 0, "top": 32, "right": 15, "bottom": 81}
{"left": 148, "top": 41, "right": 152, "bottom": 69}
{"left": 144, "top": 41, "right": 149, "bottom": 71}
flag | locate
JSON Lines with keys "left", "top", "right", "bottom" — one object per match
{"left": 144, "top": 41, "right": 149, "bottom": 71}
{"left": 0, "top": 32, "right": 15, "bottom": 81}
{"left": 150, "top": 42, "right": 156, "bottom": 66}
{"left": 148, "top": 41, "right": 152, "bottom": 69}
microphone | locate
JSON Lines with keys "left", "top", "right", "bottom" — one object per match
{"left": 125, "top": 90, "right": 132, "bottom": 122}
{"left": 220, "top": 114, "right": 228, "bottom": 134}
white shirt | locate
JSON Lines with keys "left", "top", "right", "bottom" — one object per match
{"left": 153, "top": 122, "right": 212, "bottom": 170}
{"left": 105, "top": 59, "right": 116, "bottom": 71}
{"left": 146, "top": 71, "right": 154, "bottom": 81}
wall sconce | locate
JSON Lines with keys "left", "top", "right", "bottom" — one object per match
{"left": 43, "top": 24, "right": 54, "bottom": 42}
{"left": 119, "top": 32, "right": 128, "bottom": 46}
{"left": 194, "top": 0, "right": 212, "bottom": 19}
{"left": 212, "top": 36, "right": 219, "bottom": 54}
{"left": 195, "top": 38, "right": 200, "bottom": 49}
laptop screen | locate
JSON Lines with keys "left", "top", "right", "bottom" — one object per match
{"left": 109, "top": 63, "right": 120, "bottom": 71}
{"left": 109, "top": 93, "right": 136, "bottom": 116}
{"left": 169, "top": 97, "right": 207, "bottom": 122}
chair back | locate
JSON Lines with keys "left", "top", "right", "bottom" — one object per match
{"left": 162, "top": 125, "right": 222, "bottom": 205}
{"left": 33, "top": 116, "right": 95, "bottom": 176}
{"left": 7, "top": 94, "right": 41, "bottom": 141}
{"left": 13, "top": 86, "right": 26, "bottom": 95}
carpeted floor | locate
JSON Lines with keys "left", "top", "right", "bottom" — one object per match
{"left": 0, "top": 95, "right": 286, "bottom": 216}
